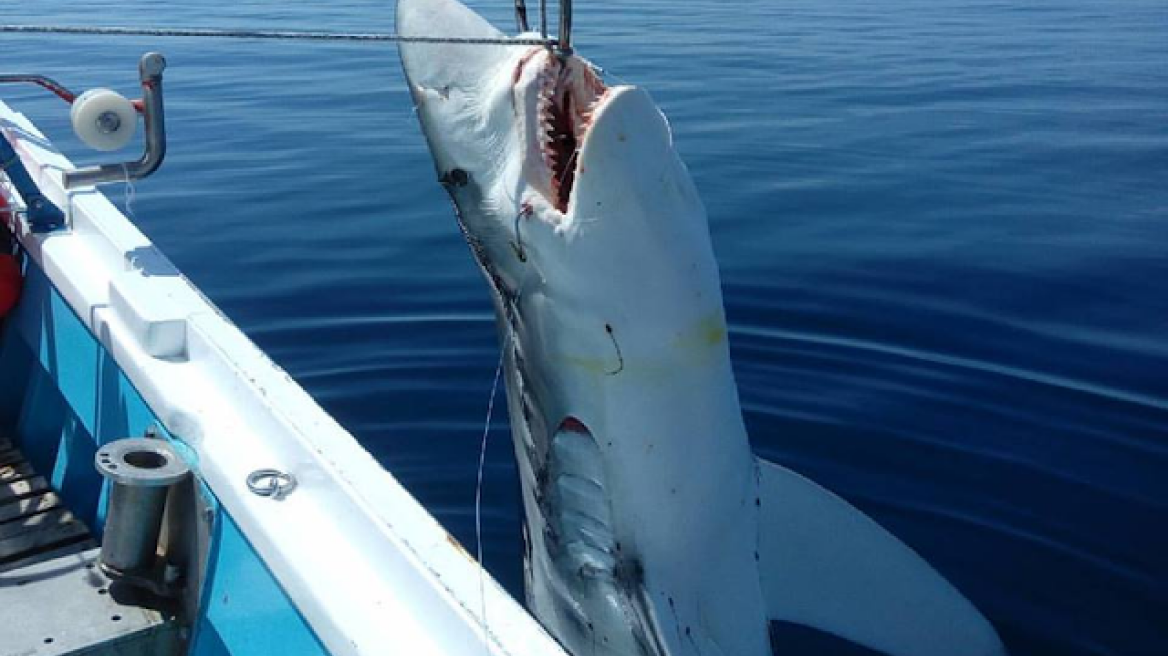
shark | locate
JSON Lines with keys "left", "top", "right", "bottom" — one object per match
{"left": 396, "top": 1, "right": 1007, "bottom": 655}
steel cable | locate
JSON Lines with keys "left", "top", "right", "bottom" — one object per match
{"left": 0, "top": 24, "right": 553, "bottom": 47}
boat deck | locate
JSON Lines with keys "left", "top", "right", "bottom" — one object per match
{"left": 0, "top": 435, "right": 180, "bottom": 655}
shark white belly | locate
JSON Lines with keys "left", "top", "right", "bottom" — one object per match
{"left": 396, "top": 2, "right": 1007, "bottom": 655}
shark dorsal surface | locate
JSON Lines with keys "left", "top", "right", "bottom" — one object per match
{"left": 396, "top": 2, "right": 1006, "bottom": 655}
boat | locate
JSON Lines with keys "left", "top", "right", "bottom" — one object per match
{"left": 0, "top": 51, "right": 568, "bottom": 655}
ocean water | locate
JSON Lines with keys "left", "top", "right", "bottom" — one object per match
{"left": 5, "top": 1, "right": 1166, "bottom": 654}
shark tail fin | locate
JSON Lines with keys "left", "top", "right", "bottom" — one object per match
{"left": 755, "top": 457, "right": 1006, "bottom": 656}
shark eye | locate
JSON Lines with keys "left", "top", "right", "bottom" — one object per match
{"left": 439, "top": 168, "right": 469, "bottom": 188}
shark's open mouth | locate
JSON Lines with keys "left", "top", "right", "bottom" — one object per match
{"left": 519, "top": 51, "right": 608, "bottom": 213}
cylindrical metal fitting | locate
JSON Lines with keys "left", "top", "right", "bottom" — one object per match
{"left": 95, "top": 438, "right": 189, "bottom": 578}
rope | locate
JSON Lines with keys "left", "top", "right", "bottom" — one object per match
{"left": 0, "top": 24, "right": 554, "bottom": 47}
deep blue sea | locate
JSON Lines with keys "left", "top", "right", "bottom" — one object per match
{"left": 6, "top": 1, "right": 1167, "bottom": 654}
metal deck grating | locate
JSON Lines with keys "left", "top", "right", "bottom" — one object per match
{"left": 0, "top": 436, "right": 94, "bottom": 570}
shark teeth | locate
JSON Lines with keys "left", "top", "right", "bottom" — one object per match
{"left": 533, "top": 56, "right": 607, "bottom": 213}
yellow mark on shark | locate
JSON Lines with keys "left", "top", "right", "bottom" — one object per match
{"left": 563, "top": 354, "right": 612, "bottom": 375}
{"left": 560, "top": 313, "right": 727, "bottom": 376}
{"left": 675, "top": 312, "right": 728, "bottom": 350}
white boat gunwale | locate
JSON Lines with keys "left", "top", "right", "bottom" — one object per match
{"left": 0, "top": 100, "right": 566, "bottom": 656}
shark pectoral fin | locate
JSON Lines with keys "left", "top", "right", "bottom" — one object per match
{"left": 755, "top": 457, "right": 1006, "bottom": 656}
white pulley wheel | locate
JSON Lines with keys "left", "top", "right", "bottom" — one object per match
{"left": 70, "top": 88, "right": 137, "bottom": 151}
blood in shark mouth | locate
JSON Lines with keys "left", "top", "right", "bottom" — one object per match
{"left": 533, "top": 54, "right": 608, "bottom": 213}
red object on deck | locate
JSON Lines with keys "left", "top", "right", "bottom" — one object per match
{"left": 0, "top": 193, "right": 18, "bottom": 317}
{"left": 0, "top": 253, "right": 19, "bottom": 318}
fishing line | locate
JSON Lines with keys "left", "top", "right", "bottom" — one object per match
{"left": 475, "top": 331, "right": 508, "bottom": 653}
{"left": 120, "top": 163, "right": 137, "bottom": 220}
{"left": 474, "top": 230, "right": 533, "bottom": 649}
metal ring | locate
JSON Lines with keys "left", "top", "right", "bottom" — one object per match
{"left": 247, "top": 468, "right": 296, "bottom": 500}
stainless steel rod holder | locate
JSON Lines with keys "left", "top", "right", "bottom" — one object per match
{"left": 64, "top": 52, "right": 167, "bottom": 190}
{"left": 95, "top": 437, "right": 189, "bottom": 580}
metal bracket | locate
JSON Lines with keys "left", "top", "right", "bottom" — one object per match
{"left": 64, "top": 53, "right": 167, "bottom": 189}
{"left": 515, "top": 0, "right": 530, "bottom": 32}
{"left": 0, "top": 74, "right": 71, "bottom": 231}
{"left": 515, "top": 0, "right": 572, "bottom": 54}
{"left": 0, "top": 137, "right": 66, "bottom": 232}
{"left": 558, "top": 0, "right": 572, "bottom": 54}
